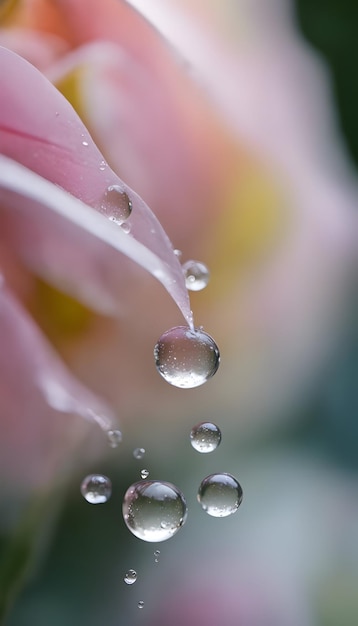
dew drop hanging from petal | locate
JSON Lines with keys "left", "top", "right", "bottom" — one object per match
{"left": 154, "top": 326, "right": 220, "bottom": 388}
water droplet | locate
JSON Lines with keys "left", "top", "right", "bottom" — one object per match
{"left": 122, "top": 480, "right": 187, "bottom": 542}
{"left": 121, "top": 222, "right": 131, "bottom": 234}
{"left": 124, "top": 569, "right": 137, "bottom": 585}
{"left": 133, "top": 447, "right": 146, "bottom": 460}
{"left": 154, "top": 326, "right": 220, "bottom": 388}
{"left": 82, "top": 140, "right": 89, "bottom": 147}
{"left": 102, "top": 185, "right": 132, "bottom": 225}
{"left": 107, "top": 429, "right": 122, "bottom": 448}
{"left": 173, "top": 249, "right": 182, "bottom": 258}
{"left": 197, "top": 473, "right": 243, "bottom": 517}
{"left": 182, "top": 260, "right": 210, "bottom": 291}
{"left": 190, "top": 422, "right": 221, "bottom": 453}
{"left": 154, "top": 549, "right": 160, "bottom": 563}
{"left": 138, "top": 601, "right": 144, "bottom": 609}
{"left": 99, "top": 160, "right": 107, "bottom": 171}
{"left": 140, "top": 469, "right": 149, "bottom": 479}
{"left": 80, "top": 474, "right": 112, "bottom": 504}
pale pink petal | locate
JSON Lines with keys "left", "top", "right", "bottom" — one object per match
{"left": 0, "top": 47, "right": 192, "bottom": 324}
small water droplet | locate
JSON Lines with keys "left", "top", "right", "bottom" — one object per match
{"left": 124, "top": 569, "right": 137, "bottom": 585}
{"left": 138, "top": 601, "right": 144, "bottom": 609}
{"left": 82, "top": 140, "right": 89, "bottom": 147}
{"left": 173, "top": 249, "right": 182, "bottom": 258}
{"left": 122, "top": 480, "right": 187, "bottom": 542}
{"left": 182, "top": 260, "right": 210, "bottom": 291}
{"left": 55, "top": 111, "right": 59, "bottom": 117}
{"left": 133, "top": 447, "right": 146, "bottom": 460}
{"left": 154, "top": 549, "right": 160, "bottom": 562}
{"left": 99, "top": 160, "right": 107, "bottom": 171}
{"left": 154, "top": 326, "right": 220, "bottom": 388}
{"left": 190, "top": 422, "right": 221, "bottom": 453}
{"left": 80, "top": 474, "right": 112, "bottom": 504}
{"left": 102, "top": 185, "right": 132, "bottom": 225}
{"left": 121, "top": 222, "right": 131, "bottom": 234}
{"left": 140, "top": 469, "right": 149, "bottom": 479}
{"left": 107, "top": 429, "right": 122, "bottom": 448}
{"left": 197, "top": 473, "right": 243, "bottom": 517}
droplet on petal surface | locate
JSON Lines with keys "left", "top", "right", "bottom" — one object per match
{"left": 154, "top": 326, "right": 220, "bottom": 388}
{"left": 124, "top": 569, "right": 137, "bottom": 585}
{"left": 122, "top": 480, "right": 187, "bottom": 542}
{"left": 133, "top": 447, "right": 146, "bottom": 460}
{"left": 182, "top": 260, "right": 210, "bottom": 291}
{"left": 190, "top": 422, "right": 222, "bottom": 453}
{"left": 107, "top": 429, "right": 122, "bottom": 448}
{"left": 102, "top": 185, "right": 132, "bottom": 225}
{"left": 197, "top": 473, "right": 243, "bottom": 517}
{"left": 80, "top": 474, "right": 112, "bottom": 504}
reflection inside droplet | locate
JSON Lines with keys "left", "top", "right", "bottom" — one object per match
{"left": 154, "top": 326, "right": 220, "bottom": 388}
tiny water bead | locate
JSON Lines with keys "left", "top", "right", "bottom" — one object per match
{"left": 133, "top": 447, "right": 146, "bottom": 460}
{"left": 102, "top": 185, "right": 132, "bottom": 225}
{"left": 154, "top": 326, "right": 220, "bottom": 389}
{"left": 124, "top": 569, "right": 137, "bottom": 585}
{"left": 190, "top": 422, "right": 222, "bottom": 453}
{"left": 197, "top": 473, "right": 243, "bottom": 518}
{"left": 182, "top": 260, "right": 210, "bottom": 291}
{"left": 80, "top": 474, "right": 112, "bottom": 504}
{"left": 122, "top": 480, "right": 187, "bottom": 542}
{"left": 154, "top": 549, "right": 160, "bottom": 563}
{"left": 138, "top": 601, "right": 144, "bottom": 610}
{"left": 140, "top": 469, "right": 149, "bottom": 479}
{"left": 107, "top": 429, "right": 122, "bottom": 448}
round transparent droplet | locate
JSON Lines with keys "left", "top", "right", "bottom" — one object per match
{"left": 182, "top": 260, "right": 210, "bottom": 291}
{"left": 197, "top": 473, "right": 243, "bottom": 517}
{"left": 190, "top": 422, "right": 221, "bottom": 453}
{"left": 140, "top": 469, "right": 149, "bottom": 479}
{"left": 124, "top": 569, "right": 137, "bottom": 585}
{"left": 107, "top": 429, "right": 122, "bottom": 448}
{"left": 138, "top": 601, "right": 144, "bottom": 610}
{"left": 154, "top": 326, "right": 220, "bottom": 388}
{"left": 121, "top": 222, "right": 131, "bottom": 234}
{"left": 102, "top": 185, "right": 132, "bottom": 225}
{"left": 154, "top": 549, "right": 160, "bottom": 562}
{"left": 80, "top": 474, "right": 112, "bottom": 504}
{"left": 122, "top": 480, "right": 187, "bottom": 542}
{"left": 133, "top": 447, "right": 146, "bottom": 460}
{"left": 173, "top": 249, "right": 182, "bottom": 258}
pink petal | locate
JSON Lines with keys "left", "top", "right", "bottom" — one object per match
{"left": 0, "top": 46, "right": 192, "bottom": 324}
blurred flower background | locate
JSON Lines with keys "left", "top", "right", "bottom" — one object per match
{"left": 0, "top": 0, "right": 357, "bottom": 625}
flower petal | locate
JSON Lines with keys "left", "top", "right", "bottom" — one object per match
{"left": 0, "top": 46, "right": 192, "bottom": 324}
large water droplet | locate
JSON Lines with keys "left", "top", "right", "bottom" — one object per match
{"left": 107, "top": 429, "right": 122, "bottom": 448}
{"left": 197, "top": 473, "right": 243, "bottom": 517}
{"left": 124, "top": 569, "right": 137, "bottom": 585}
{"left": 182, "top": 260, "right": 210, "bottom": 291}
{"left": 80, "top": 474, "right": 112, "bottom": 504}
{"left": 133, "top": 447, "right": 146, "bottom": 460}
{"left": 190, "top": 422, "right": 221, "bottom": 453}
{"left": 122, "top": 480, "right": 187, "bottom": 542}
{"left": 154, "top": 326, "right": 220, "bottom": 388}
{"left": 102, "top": 185, "right": 132, "bottom": 225}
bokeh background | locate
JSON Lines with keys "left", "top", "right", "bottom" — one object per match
{"left": 0, "top": 1, "right": 357, "bottom": 625}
